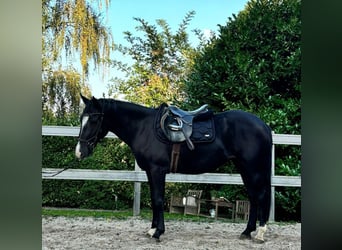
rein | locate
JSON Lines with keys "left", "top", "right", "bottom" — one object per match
{"left": 41, "top": 165, "right": 72, "bottom": 177}
{"left": 42, "top": 159, "right": 76, "bottom": 177}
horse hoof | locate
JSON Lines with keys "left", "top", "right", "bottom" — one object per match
{"left": 239, "top": 233, "right": 251, "bottom": 240}
{"left": 253, "top": 237, "right": 265, "bottom": 244}
{"left": 147, "top": 228, "right": 156, "bottom": 238}
{"left": 254, "top": 225, "right": 267, "bottom": 243}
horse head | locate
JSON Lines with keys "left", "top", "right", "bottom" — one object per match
{"left": 75, "top": 94, "right": 108, "bottom": 159}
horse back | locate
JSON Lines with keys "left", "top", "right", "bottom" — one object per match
{"left": 218, "top": 110, "right": 272, "bottom": 144}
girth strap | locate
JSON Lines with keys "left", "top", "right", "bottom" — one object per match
{"left": 170, "top": 144, "right": 181, "bottom": 173}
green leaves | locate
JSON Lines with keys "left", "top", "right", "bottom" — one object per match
{"left": 109, "top": 11, "right": 200, "bottom": 106}
{"left": 185, "top": 0, "right": 301, "bottom": 133}
{"left": 42, "top": 69, "right": 84, "bottom": 124}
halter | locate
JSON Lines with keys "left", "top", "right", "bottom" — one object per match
{"left": 78, "top": 112, "right": 104, "bottom": 149}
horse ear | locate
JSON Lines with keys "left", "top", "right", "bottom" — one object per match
{"left": 80, "top": 93, "right": 90, "bottom": 105}
{"left": 91, "top": 96, "right": 102, "bottom": 110}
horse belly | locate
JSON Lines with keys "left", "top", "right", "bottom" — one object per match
{"left": 176, "top": 145, "right": 231, "bottom": 174}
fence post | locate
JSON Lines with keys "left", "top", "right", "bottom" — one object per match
{"left": 269, "top": 131, "right": 275, "bottom": 222}
{"left": 133, "top": 161, "right": 142, "bottom": 216}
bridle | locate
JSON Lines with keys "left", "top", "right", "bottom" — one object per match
{"left": 42, "top": 112, "right": 105, "bottom": 178}
{"left": 78, "top": 112, "right": 104, "bottom": 149}
{"left": 42, "top": 104, "right": 106, "bottom": 178}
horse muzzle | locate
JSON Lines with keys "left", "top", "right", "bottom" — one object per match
{"left": 75, "top": 141, "right": 93, "bottom": 159}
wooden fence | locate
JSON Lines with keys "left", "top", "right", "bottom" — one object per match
{"left": 42, "top": 126, "right": 301, "bottom": 221}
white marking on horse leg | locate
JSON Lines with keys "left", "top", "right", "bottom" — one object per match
{"left": 147, "top": 228, "right": 156, "bottom": 238}
{"left": 75, "top": 142, "right": 81, "bottom": 159}
{"left": 254, "top": 225, "right": 267, "bottom": 242}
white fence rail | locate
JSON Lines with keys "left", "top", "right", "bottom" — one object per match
{"left": 42, "top": 168, "right": 301, "bottom": 187}
{"left": 42, "top": 126, "right": 301, "bottom": 220}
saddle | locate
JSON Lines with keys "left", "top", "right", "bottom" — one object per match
{"left": 160, "top": 104, "right": 212, "bottom": 150}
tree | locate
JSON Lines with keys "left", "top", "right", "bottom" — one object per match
{"left": 108, "top": 11, "right": 204, "bottom": 106}
{"left": 42, "top": 0, "right": 113, "bottom": 77}
{"left": 42, "top": 68, "right": 92, "bottom": 125}
{"left": 42, "top": 0, "right": 114, "bottom": 124}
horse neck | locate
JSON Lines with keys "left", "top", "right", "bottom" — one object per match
{"left": 103, "top": 100, "right": 154, "bottom": 147}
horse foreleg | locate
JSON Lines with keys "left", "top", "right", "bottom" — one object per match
{"left": 147, "top": 201, "right": 165, "bottom": 240}
{"left": 147, "top": 228, "right": 157, "bottom": 237}
{"left": 146, "top": 168, "right": 166, "bottom": 240}
{"left": 147, "top": 207, "right": 165, "bottom": 240}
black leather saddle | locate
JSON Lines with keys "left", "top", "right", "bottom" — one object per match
{"left": 156, "top": 103, "right": 215, "bottom": 150}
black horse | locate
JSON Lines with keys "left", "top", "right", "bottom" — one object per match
{"left": 75, "top": 95, "right": 272, "bottom": 243}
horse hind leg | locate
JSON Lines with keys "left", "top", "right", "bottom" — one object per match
{"left": 240, "top": 186, "right": 270, "bottom": 243}
{"left": 254, "top": 225, "right": 267, "bottom": 243}
{"left": 254, "top": 184, "right": 271, "bottom": 243}
{"left": 238, "top": 172, "right": 270, "bottom": 241}
{"left": 240, "top": 146, "right": 272, "bottom": 243}
{"left": 240, "top": 199, "right": 257, "bottom": 240}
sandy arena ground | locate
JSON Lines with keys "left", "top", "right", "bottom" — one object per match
{"left": 42, "top": 216, "right": 301, "bottom": 250}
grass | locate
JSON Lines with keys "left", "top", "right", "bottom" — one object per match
{"left": 42, "top": 207, "right": 299, "bottom": 225}
{"left": 42, "top": 207, "right": 235, "bottom": 223}
{"left": 42, "top": 207, "right": 132, "bottom": 219}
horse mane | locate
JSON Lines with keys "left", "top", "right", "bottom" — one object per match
{"left": 100, "top": 98, "right": 163, "bottom": 113}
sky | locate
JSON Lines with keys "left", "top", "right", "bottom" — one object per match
{"left": 88, "top": 0, "right": 250, "bottom": 97}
